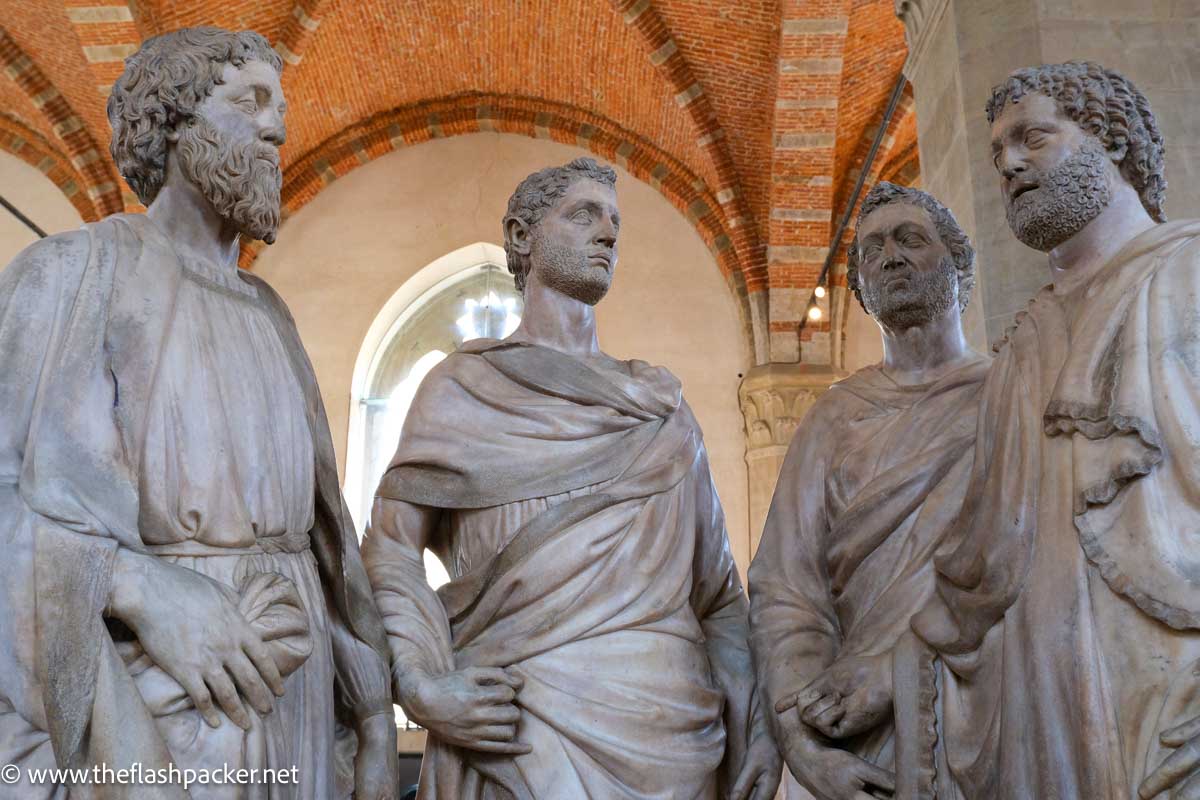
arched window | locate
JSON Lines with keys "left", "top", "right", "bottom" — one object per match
{"left": 344, "top": 243, "right": 522, "bottom": 589}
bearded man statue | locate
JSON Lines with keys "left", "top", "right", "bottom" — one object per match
{"left": 832, "top": 62, "right": 1200, "bottom": 800}
{"left": 0, "top": 27, "right": 396, "bottom": 799}
{"left": 361, "top": 158, "right": 781, "bottom": 800}
{"left": 749, "top": 183, "right": 988, "bottom": 800}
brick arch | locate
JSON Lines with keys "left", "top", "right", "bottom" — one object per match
{"left": 764, "top": 0, "right": 854, "bottom": 364}
{"left": 609, "top": 0, "right": 766, "bottom": 299}
{"left": 0, "top": 113, "right": 98, "bottom": 222}
{"left": 0, "top": 29, "right": 123, "bottom": 218}
{"left": 244, "top": 92, "right": 758, "bottom": 355}
{"left": 273, "top": 0, "right": 328, "bottom": 68}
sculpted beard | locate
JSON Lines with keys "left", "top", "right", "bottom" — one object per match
{"left": 177, "top": 115, "right": 282, "bottom": 244}
{"left": 1006, "top": 138, "right": 1112, "bottom": 252}
{"left": 530, "top": 230, "right": 613, "bottom": 306}
{"left": 863, "top": 253, "right": 958, "bottom": 330}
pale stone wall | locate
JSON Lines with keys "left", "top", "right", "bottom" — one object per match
{"left": 0, "top": 151, "right": 84, "bottom": 266}
{"left": 898, "top": 0, "right": 1200, "bottom": 347}
{"left": 254, "top": 133, "right": 755, "bottom": 569}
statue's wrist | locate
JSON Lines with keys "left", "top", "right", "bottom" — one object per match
{"left": 394, "top": 665, "right": 433, "bottom": 711}
{"left": 355, "top": 706, "right": 396, "bottom": 741}
{"left": 107, "top": 548, "right": 149, "bottom": 621}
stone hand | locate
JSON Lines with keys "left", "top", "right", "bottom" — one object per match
{"left": 401, "top": 666, "right": 531, "bottom": 755}
{"left": 1140, "top": 714, "right": 1200, "bottom": 799}
{"left": 355, "top": 712, "right": 399, "bottom": 800}
{"left": 775, "top": 706, "right": 894, "bottom": 800}
{"left": 108, "top": 549, "right": 285, "bottom": 730}
{"left": 729, "top": 725, "right": 783, "bottom": 800}
{"left": 780, "top": 653, "right": 894, "bottom": 740}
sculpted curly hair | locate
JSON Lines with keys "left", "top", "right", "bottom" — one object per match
{"left": 503, "top": 157, "right": 618, "bottom": 292}
{"left": 847, "top": 181, "right": 976, "bottom": 314}
{"left": 107, "top": 27, "right": 282, "bottom": 205}
{"left": 986, "top": 61, "right": 1167, "bottom": 222}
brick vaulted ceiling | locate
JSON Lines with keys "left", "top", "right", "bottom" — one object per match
{"left": 0, "top": 0, "right": 913, "bottom": 366}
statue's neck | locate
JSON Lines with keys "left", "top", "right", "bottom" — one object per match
{"left": 879, "top": 304, "right": 973, "bottom": 386}
{"left": 1048, "top": 183, "right": 1156, "bottom": 296}
{"left": 145, "top": 149, "right": 241, "bottom": 275}
{"left": 508, "top": 277, "right": 601, "bottom": 359}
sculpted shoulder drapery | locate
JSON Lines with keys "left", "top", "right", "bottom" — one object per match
{"left": 365, "top": 340, "right": 765, "bottom": 799}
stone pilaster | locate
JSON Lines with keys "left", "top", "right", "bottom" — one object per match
{"left": 739, "top": 363, "right": 844, "bottom": 557}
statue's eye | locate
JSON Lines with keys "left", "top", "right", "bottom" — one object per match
{"left": 571, "top": 210, "right": 591, "bottom": 224}
{"left": 1024, "top": 130, "right": 1048, "bottom": 148}
{"left": 235, "top": 96, "right": 257, "bottom": 113}
{"left": 902, "top": 234, "right": 925, "bottom": 248}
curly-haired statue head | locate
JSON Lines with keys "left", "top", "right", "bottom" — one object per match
{"left": 848, "top": 182, "right": 975, "bottom": 331}
{"left": 986, "top": 61, "right": 1166, "bottom": 252}
{"left": 503, "top": 158, "right": 619, "bottom": 304}
{"left": 108, "top": 27, "right": 285, "bottom": 243}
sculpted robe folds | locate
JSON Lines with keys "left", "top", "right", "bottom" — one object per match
{"left": 915, "top": 220, "right": 1200, "bottom": 798}
{"left": 748, "top": 357, "right": 988, "bottom": 797}
{"left": 364, "top": 341, "right": 763, "bottom": 799}
{"left": 0, "top": 216, "right": 390, "bottom": 799}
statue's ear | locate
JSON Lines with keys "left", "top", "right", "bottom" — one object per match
{"left": 1106, "top": 136, "right": 1128, "bottom": 164}
{"left": 504, "top": 215, "right": 531, "bottom": 256}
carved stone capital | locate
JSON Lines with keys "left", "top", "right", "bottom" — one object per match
{"left": 894, "top": 0, "right": 951, "bottom": 77}
{"left": 739, "top": 363, "right": 843, "bottom": 455}
{"left": 739, "top": 363, "right": 844, "bottom": 553}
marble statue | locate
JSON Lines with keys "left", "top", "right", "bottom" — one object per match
{"left": 361, "top": 158, "right": 782, "bottom": 799}
{"left": 834, "top": 61, "right": 1200, "bottom": 799}
{"left": 0, "top": 27, "right": 396, "bottom": 799}
{"left": 748, "top": 182, "right": 987, "bottom": 800}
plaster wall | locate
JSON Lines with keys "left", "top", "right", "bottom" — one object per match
{"left": 254, "top": 133, "right": 754, "bottom": 568}
{"left": 0, "top": 152, "right": 84, "bottom": 266}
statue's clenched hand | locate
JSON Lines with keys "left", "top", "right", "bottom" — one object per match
{"left": 774, "top": 705, "right": 894, "bottom": 800}
{"left": 779, "top": 653, "right": 894, "bottom": 740}
{"left": 108, "top": 549, "right": 284, "bottom": 730}
{"left": 1140, "top": 712, "right": 1200, "bottom": 799}
{"left": 400, "top": 667, "right": 531, "bottom": 755}
{"left": 729, "top": 724, "right": 782, "bottom": 800}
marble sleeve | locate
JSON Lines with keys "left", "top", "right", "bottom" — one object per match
{"left": 325, "top": 563, "right": 395, "bottom": 723}
{"left": 747, "top": 403, "right": 841, "bottom": 729}
{"left": 687, "top": 436, "right": 768, "bottom": 792}
{"left": 360, "top": 507, "right": 456, "bottom": 697}
{"left": 0, "top": 233, "right": 121, "bottom": 755}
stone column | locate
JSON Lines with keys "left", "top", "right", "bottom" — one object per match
{"left": 739, "top": 363, "right": 844, "bottom": 557}
{"left": 895, "top": 0, "right": 1200, "bottom": 347}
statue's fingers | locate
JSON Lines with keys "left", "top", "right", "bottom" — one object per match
{"left": 226, "top": 651, "right": 274, "bottom": 716}
{"left": 1170, "top": 768, "right": 1200, "bottom": 800}
{"left": 243, "top": 640, "right": 285, "bottom": 697}
{"left": 180, "top": 675, "right": 220, "bottom": 728}
{"left": 774, "top": 693, "right": 799, "bottom": 714}
{"left": 477, "top": 684, "right": 517, "bottom": 705}
{"left": 472, "top": 724, "right": 517, "bottom": 742}
{"left": 466, "top": 739, "right": 533, "bottom": 755}
{"left": 206, "top": 670, "right": 251, "bottom": 731}
{"left": 797, "top": 674, "right": 833, "bottom": 707}
{"left": 805, "top": 700, "right": 845, "bottom": 737}
{"left": 470, "top": 667, "right": 522, "bottom": 689}
{"left": 728, "top": 761, "right": 763, "bottom": 800}
{"left": 1140, "top": 739, "right": 1200, "bottom": 799}
{"left": 472, "top": 703, "right": 520, "bottom": 725}
{"left": 855, "top": 760, "right": 896, "bottom": 793}
{"left": 1163, "top": 717, "right": 1200, "bottom": 748}
{"left": 800, "top": 691, "right": 840, "bottom": 720}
